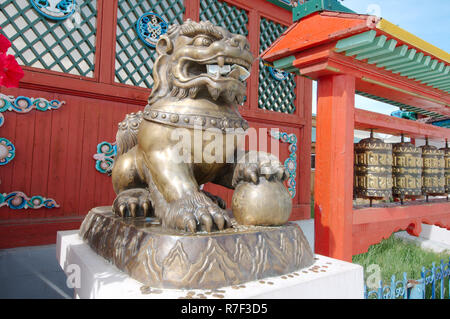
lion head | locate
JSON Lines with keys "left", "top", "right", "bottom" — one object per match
{"left": 149, "top": 20, "right": 253, "bottom": 106}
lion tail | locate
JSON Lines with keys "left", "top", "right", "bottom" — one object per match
{"left": 115, "top": 111, "right": 143, "bottom": 158}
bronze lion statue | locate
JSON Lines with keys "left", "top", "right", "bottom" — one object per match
{"left": 111, "top": 20, "right": 287, "bottom": 232}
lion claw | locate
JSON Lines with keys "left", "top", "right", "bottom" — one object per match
{"left": 113, "top": 188, "right": 153, "bottom": 218}
{"left": 164, "top": 192, "right": 232, "bottom": 233}
{"left": 232, "top": 151, "right": 287, "bottom": 187}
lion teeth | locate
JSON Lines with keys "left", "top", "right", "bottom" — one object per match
{"left": 207, "top": 64, "right": 231, "bottom": 76}
{"left": 207, "top": 63, "right": 250, "bottom": 82}
{"left": 217, "top": 56, "right": 225, "bottom": 67}
{"left": 231, "top": 64, "right": 250, "bottom": 81}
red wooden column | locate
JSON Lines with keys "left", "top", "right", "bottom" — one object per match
{"left": 184, "top": 0, "right": 200, "bottom": 21}
{"left": 314, "top": 74, "right": 355, "bottom": 262}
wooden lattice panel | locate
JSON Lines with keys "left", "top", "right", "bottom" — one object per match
{"left": 0, "top": 0, "right": 97, "bottom": 77}
{"left": 258, "top": 18, "right": 296, "bottom": 114}
{"left": 114, "top": 0, "right": 185, "bottom": 88}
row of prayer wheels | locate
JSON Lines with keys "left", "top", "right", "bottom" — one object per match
{"left": 354, "top": 131, "right": 450, "bottom": 205}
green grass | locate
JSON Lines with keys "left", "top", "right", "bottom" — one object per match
{"left": 353, "top": 234, "right": 450, "bottom": 298}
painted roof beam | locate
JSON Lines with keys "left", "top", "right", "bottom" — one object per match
{"left": 368, "top": 45, "right": 409, "bottom": 65}
{"left": 420, "top": 66, "right": 450, "bottom": 82}
{"left": 355, "top": 39, "right": 397, "bottom": 61}
{"left": 423, "top": 81, "right": 450, "bottom": 91}
{"left": 426, "top": 77, "right": 450, "bottom": 87}
{"left": 408, "top": 62, "right": 445, "bottom": 81}
{"left": 414, "top": 75, "right": 448, "bottom": 91}
{"left": 401, "top": 59, "right": 439, "bottom": 77}
{"left": 344, "top": 35, "right": 387, "bottom": 57}
{"left": 395, "top": 56, "right": 432, "bottom": 74}
{"left": 387, "top": 52, "right": 424, "bottom": 73}
{"left": 335, "top": 30, "right": 377, "bottom": 53}
{"left": 377, "top": 49, "right": 417, "bottom": 69}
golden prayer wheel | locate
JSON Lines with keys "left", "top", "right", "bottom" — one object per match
{"left": 392, "top": 136, "right": 423, "bottom": 202}
{"left": 421, "top": 139, "right": 445, "bottom": 196}
{"left": 439, "top": 141, "right": 450, "bottom": 194}
{"left": 354, "top": 131, "right": 393, "bottom": 203}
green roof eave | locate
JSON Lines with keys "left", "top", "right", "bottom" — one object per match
{"left": 336, "top": 31, "right": 450, "bottom": 94}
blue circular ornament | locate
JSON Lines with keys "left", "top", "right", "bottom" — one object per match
{"left": 13, "top": 96, "right": 32, "bottom": 113}
{"left": 268, "top": 66, "right": 288, "bottom": 81}
{"left": 6, "top": 193, "right": 27, "bottom": 209}
{"left": 136, "top": 12, "right": 168, "bottom": 48}
{"left": 0, "top": 138, "right": 15, "bottom": 166}
{"left": 31, "top": 0, "right": 76, "bottom": 21}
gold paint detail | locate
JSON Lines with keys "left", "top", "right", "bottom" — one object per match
{"left": 421, "top": 144, "right": 446, "bottom": 195}
{"left": 392, "top": 142, "right": 423, "bottom": 197}
{"left": 440, "top": 146, "right": 450, "bottom": 193}
{"left": 325, "top": 66, "right": 341, "bottom": 73}
{"left": 354, "top": 136, "right": 393, "bottom": 199}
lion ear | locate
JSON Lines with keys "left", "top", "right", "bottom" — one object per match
{"left": 156, "top": 35, "right": 173, "bottom": 55}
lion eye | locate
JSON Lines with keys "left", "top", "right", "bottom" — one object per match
{"left": 193, "top": 36, "right": 213, "bottom": 47}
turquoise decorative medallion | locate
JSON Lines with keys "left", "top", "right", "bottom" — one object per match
{"left": 30, "top": 0, "right": 76, "bottom": 21}
{"left": 0, "top": 93, "right": 65, "bottom": 127}
{"left": 94, "top": 141, "right": 117, "bottom": 174}
{"left": 0, "top": 191, "right": 59, "bottom": 209}
{"left": 270, "top": 130, "right": 297, "bottom": 198}
{"left": 0, "top": 138, "right": 15, "bottom": 166}
{"left": 268, "top": 66, "right": 289, "bottom": 81}
{"left": 136, "top": 12, "right": 168, "bottom": 48}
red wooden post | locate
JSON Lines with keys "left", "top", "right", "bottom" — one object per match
{"left": 184, "top": 0, "right": 200, "bottom": 21}
{"left": 97, "top": 0, "right": 119, "bottom": 84}
{"left": 314, "top": 74, "right": 355, "bottom": 262}
{"left": 296, "top": 77, "right": 313, "bottom": 220}
{"left": 246, "top": 9, "right": 260, "bottom": 111}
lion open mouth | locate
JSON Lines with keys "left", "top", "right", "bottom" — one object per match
{"left": 175, "top": 55, "right": 252, "bottom": 104}
{"left": 185, "top": 56, "right": 251, "bottom": 82}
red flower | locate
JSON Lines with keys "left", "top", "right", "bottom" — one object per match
{"left": 0, "top": 53, "right": 24, "bottom": 88}
{"left": 0, "top": 33, "right": 11, "bottom": 54}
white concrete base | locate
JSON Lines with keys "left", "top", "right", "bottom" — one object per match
{"left": 395, "top": 224, "right": 450, "bottom": 253}
{"left": 419, "top": 224, "right": 450, "bottom": 245}
{"left": 57, "top": 230, "right": 364, "bottom": 299}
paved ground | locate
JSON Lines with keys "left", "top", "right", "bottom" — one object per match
{"left": 0, "top": 244, "right": 74, "bottom": 299}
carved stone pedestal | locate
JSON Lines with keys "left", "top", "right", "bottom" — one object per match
{"left": 79, "top": 206, "right": 314, "bottom": 290}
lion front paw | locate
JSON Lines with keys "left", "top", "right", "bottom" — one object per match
{"left": 232, "top": 151, "right": 287, "bottom": 187}
{"left": 112, "top": 188, "right": 153, "bottom": 218}
{"left": 162, "top": 191, "right": 232, "bottom": 233}
{"left": 201, "top": 190, "right": 226, "bottom": 209}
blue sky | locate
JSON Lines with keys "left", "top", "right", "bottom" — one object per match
{"left": 311, "top": 0, "right": 450, "bottom": 115}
